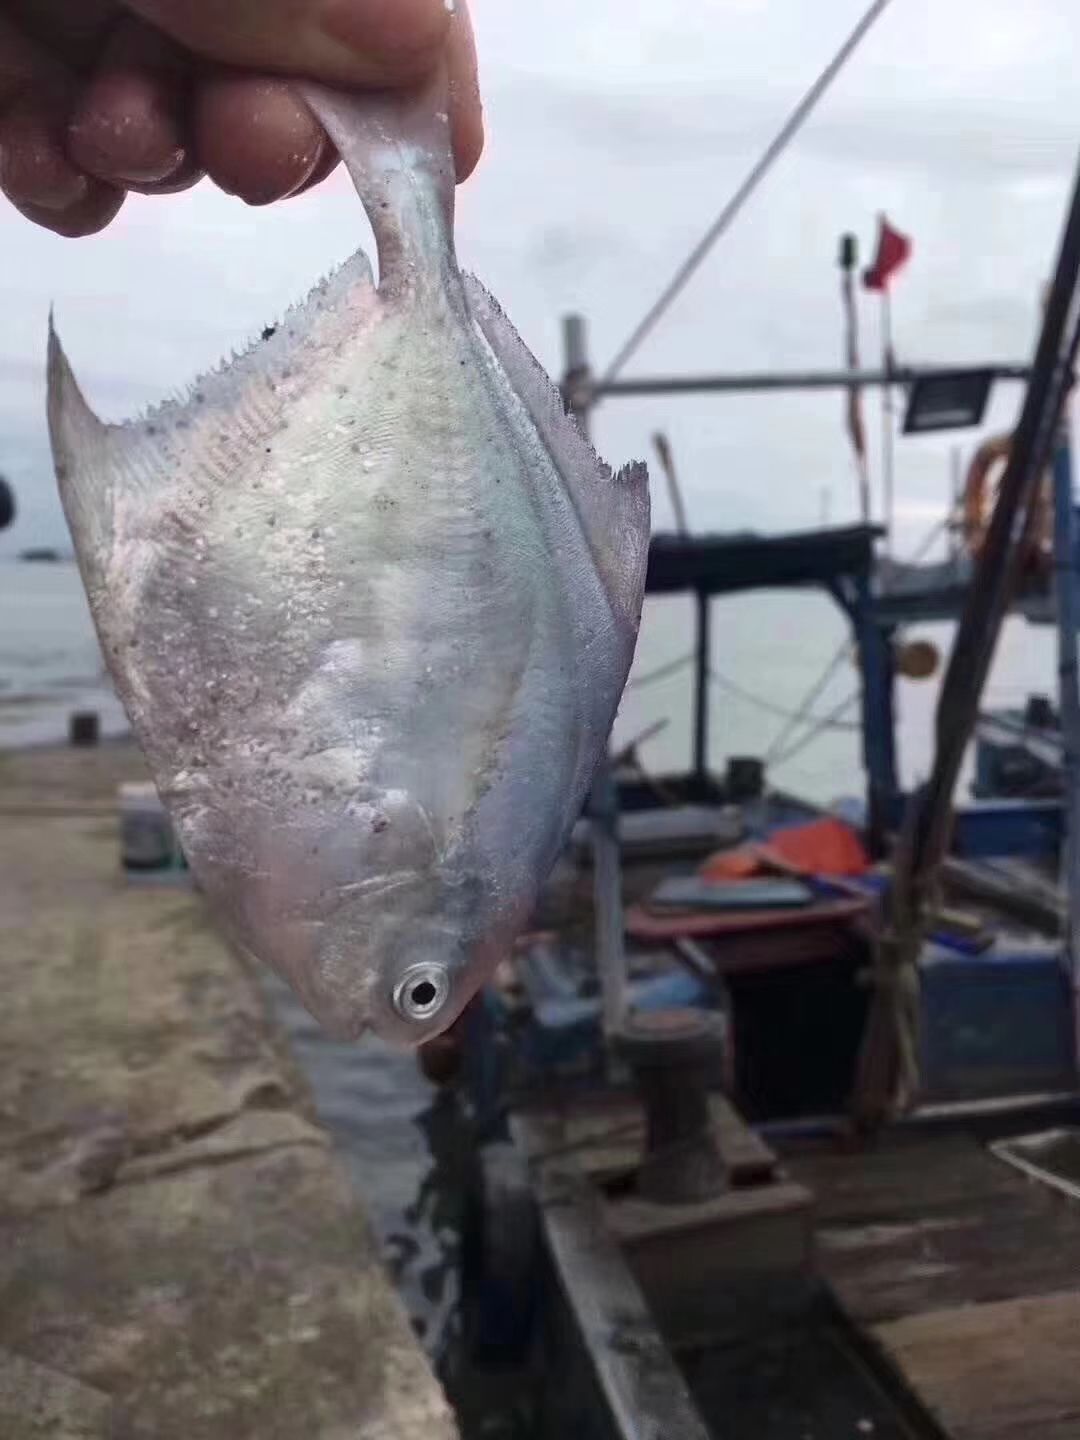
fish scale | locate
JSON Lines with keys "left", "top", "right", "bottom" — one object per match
{"left": 47, "top": 71, "right": 650, "bottom": 1047}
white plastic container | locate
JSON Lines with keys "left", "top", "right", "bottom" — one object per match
{"left": 118, "top": 782, "right": 176, "bottom": 872}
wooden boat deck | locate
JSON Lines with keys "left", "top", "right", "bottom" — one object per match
{"left": 789, "top": 1129, "right": 1080, "bottom": 1440}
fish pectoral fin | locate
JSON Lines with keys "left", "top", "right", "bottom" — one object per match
{"left": 462, "top": 274, "right": 651, "bottom": 634}
{"left": 300, "top": 71, "right": 459, "bottom": 297}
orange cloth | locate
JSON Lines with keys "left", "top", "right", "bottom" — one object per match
{"left": 700, "top": 817, "right": 869, "bottom": 883}
{"left": 699, "top": 847, "right": 764, "bottom": 881}
{"left": 765, "top": 817, "right": 869, "bottom": 876}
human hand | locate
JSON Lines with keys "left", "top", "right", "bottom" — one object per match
{"left": 0, "top": 0, "right": 482, "bottom": 237}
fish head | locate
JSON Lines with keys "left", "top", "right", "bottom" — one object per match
{"left": 310, "top": 903, "right": 480, "bottom": 1048}
{"left": 184, "top": 783, "right": 488, "bottom": 1049}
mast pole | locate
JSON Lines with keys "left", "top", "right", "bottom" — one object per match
{"left": 1052, "top": 415, "right": 1080, "bottom": 1068}
{"left": 881, "top": 287, "right": 896, "bottom": 554}
{"left": 840, "top": 233, "right": 872, "bottom": 524}
{"left": 562, "top": 314, "right": 629, "bottom": 1044}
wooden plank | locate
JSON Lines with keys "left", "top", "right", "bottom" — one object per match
{"left": 513, "top": 1113, "right": 711, "bottom": 1440}
{"left": 793, "top": 1133, "right": 1080, "bottom": 1326}
{"left": 609, "top": 1180, "right": 812, "bottom": 1248}
{"left": 626, "top": 894, "right": 868, "bottom": 944}
{"left": 873, "top": 1290, "right": 1080, "bottom": 1440}
{"left": 556, "top": 1093, "right": 778, "bottom": 1189}
{"left": 712, "top": 1094, "right": 779, "bottom": 1185}
{"left": 519, "top": 1104, "right": 811, "bottom": 1349}
{"left": 942, "top": 855, "right": 1063, "bottom": 934}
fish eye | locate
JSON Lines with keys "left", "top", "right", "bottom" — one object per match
{"left": 392, "top": 962, "right": 450, "bottom": 1024}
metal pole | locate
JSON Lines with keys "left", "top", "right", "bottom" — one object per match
{"left": 592, "top": 362, "right": 1030, "bottom": 401}
{"left": 1051, "top": 419, "right": 1080, "bottom": 1067}
{"left": 563, "top": 314, "right": 628, "bottom": 1042}
{"left": 840, "top": 232, "right": 872, "bottom": 524}
{"left": 652, "top": 432, "right": 690, "bottom": 536}
{"left": 693, "top": 591, "right": 711, "bottom": 788}
{"left": 948, "top": 447, "right": 962, "bottom": 562}
{"left": 881, "top": 289, "right": 896, "bottom": 555}
{"left": 852, "top": 579, "right": 898, "bottom": 855}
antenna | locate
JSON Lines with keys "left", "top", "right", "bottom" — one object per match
{"left": 651, "top": 432, "right": 690, "bottom": 536}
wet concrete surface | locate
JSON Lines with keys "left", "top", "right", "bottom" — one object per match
{"left": 0, "top": 740, "right": 457, "bottom": 1439}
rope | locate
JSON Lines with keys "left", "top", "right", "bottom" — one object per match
{"left": 765, "top": 639, "right": 852, "bottom": 764}
{"left": 707, "top": 667, "right": 859, "bottom": 731}
{"left": 628, "top": 496, "right": 966, "bottom": 773}
{"left": 760, "top": 509, "right": 958, "bottom": 768}
{"left": 627, "top": 648, "right": 857, "bottom": 732}
{"left": 626, "top": 652, "right": 695, "bottom": 691}
{"left": 601, "top": 0, "right": 898, "bottom": 383}
{"left": 767, "top": 692, "right": 861, "bottom": 769}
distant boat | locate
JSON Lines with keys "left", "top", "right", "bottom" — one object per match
{"left": 0, "top": 476, "right": 13, "bottom": 531}
{"left": 18, "top": 548, "right": 63, "bottom": 563}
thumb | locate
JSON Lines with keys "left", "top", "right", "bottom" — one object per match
{"left": 122, "top": 0, "right": 453, "bottom": 87}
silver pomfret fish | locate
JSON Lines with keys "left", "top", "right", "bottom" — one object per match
{"left": 47, "top": 76, "right": 649, "bottom": 1047}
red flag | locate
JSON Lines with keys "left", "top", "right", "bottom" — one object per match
{"left": 863, "top": 215, "right": 911, "bottom": 292}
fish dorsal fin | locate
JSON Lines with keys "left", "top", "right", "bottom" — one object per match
{"left": 463, "top": 274, "right": 651, "bottom": 633}
{"left": 47, "top": 251, "right": 376, "bottom": 574}
{"left": 300, "top": 72, "right": 458, "bottom": 297}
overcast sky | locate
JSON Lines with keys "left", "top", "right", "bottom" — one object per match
{"left": 1, "top": 0, "right": 1078, "bottom": 556}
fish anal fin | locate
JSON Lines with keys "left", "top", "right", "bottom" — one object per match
{"left": 463, "top": 273, "right": 651, "bottom": 632}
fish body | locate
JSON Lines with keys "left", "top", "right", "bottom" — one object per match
{"left": 47, "top": 79, "right": 649, "bottom": 1046}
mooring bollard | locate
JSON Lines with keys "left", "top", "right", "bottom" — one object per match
{"left": 615, "top": 1007, "right": 727, "bottom": 1205}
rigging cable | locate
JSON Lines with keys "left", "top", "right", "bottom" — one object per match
{"left": 628, "top": 649, "right": 857, "bottom": 729}
{"left": 762, "top": 510, "right": 960, "bottom": 766}
{"left": 707, "top": 666, "right": 858, "bottom": 730}
{"left": 626, "top": 652, "right": 696, "bottom": 691}
{"left": 601, "top": 0, "right": 898, "bottom": 384}
{"left": 764, "top": 638, "right": 852, "bottom": 763}
{"left": 768, "top": 693, "right": 861, "bottom": 769}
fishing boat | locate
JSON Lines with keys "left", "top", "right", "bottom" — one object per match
{"left": 431, "top": 166, "right": 1080, "bottom": 1438}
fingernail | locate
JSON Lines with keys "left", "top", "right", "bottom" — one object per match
{"left": 231, "top": 164, "right": 318, "bottom": 208}
{"left": 132, "top": 158, "right": 205, "bottom": 197}
{"left": 114, "top": 147, "right": 187, "bottom": 186}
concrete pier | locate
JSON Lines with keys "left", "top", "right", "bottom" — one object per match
{"left": 0, "top": 740, "right": 458, "bottom": 1440}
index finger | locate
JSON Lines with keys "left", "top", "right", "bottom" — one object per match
{"left": 0, "top": 9, "right": 66, "bottom": 105}
{"left": 0, "top": 14, "right": 125, "bottom": 235}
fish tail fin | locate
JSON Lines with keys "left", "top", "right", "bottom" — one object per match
{"left": 301, "top": 69, "right": 458, "bottom": 296}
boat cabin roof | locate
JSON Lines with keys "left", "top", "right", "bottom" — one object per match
{"left": 646, "top": 524, "right": 882, "bottom": 598}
